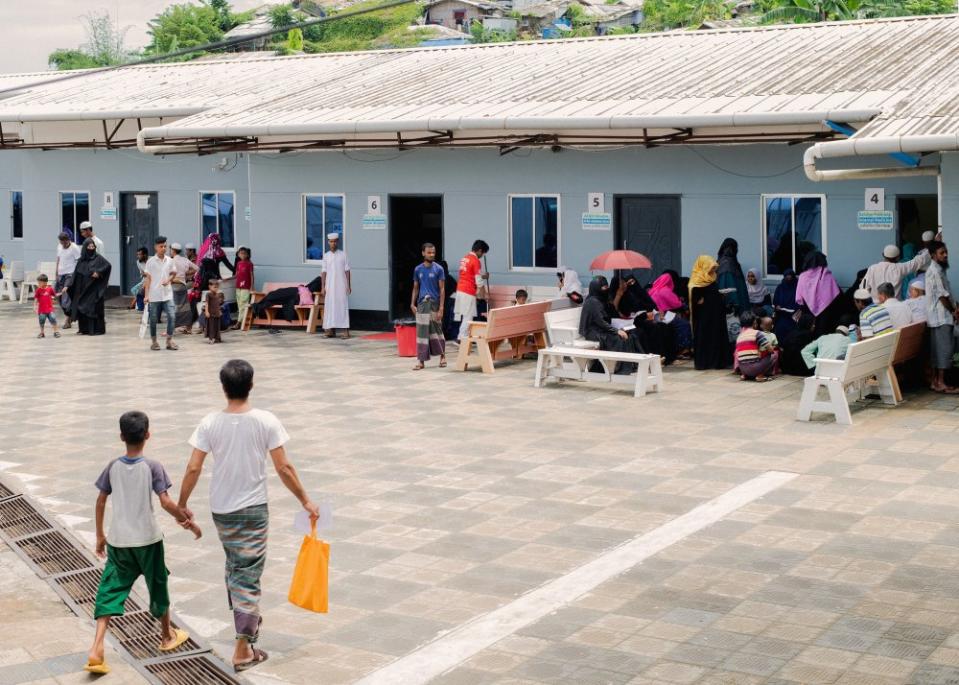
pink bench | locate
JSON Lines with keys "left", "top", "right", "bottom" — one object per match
{"left": 242, "top": 282, "right": 324, "bottom": 334}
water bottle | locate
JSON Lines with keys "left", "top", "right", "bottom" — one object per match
{"left": 848, "top": 324, "right": 858, "bottom": 343}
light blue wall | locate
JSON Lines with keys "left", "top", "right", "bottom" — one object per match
{"left": 942, "top": 152, "right": 959, "bottom": 237}
{"left": 6, "top": 150, "right": 250, "bottom": 287}
{"left": 0, "top": 144, "right": 941, "bottom": 308}
{"left": 0, "top": 151, "right": 24, "bottom": 268}
{"left": 247, "top": 145, "right": 937, "bottom": 309}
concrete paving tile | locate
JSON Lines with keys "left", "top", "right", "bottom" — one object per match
{"left": 3, "top": 305, "right": 959, "bottom": 684}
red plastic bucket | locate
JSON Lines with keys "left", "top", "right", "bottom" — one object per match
{"left": 395, "top": 323, "right": 416, "bottom": 357}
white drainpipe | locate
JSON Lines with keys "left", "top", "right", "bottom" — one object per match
{"left": 804, "top": 134, "right": 959, "bottom": 182}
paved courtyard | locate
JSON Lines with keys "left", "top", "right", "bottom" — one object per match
{"left": 3, "top": 302, "right": 959, "bottom": 685}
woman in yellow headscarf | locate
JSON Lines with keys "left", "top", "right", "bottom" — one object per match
{"left": 688, "top": 255, "right": 731, "bottom": 370}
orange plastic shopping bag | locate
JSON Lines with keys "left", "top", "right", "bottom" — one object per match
{"left": 288, "top": 523, "right": 330, "bottom": 613}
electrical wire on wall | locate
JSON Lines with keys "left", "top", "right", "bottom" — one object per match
{"left": 683, "top": 145, "right": 804, "bottom": 179}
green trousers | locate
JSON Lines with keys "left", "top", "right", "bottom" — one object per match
{"left": 93, "top": 541, "right": 170, "bottom": 619}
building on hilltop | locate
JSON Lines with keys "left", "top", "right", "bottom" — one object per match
{"left": 0, "top": 15, "right": 956, "bottom": 327}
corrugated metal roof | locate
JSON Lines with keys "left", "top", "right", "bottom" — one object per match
{"left": 0, "top": 14, "right": 956, "bottom": 143}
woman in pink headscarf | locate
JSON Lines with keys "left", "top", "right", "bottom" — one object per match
{"left": 795, "top": 251, "right": 842, "bottom": 336}
{"left": 649, "top": 271, "right": 692, "bottom": 356}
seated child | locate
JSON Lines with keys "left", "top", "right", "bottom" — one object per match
{"left": 734, "top": 311, "right": 777, "bottom": 382}
{"left": 514, "top": 289, "right": 529, "bottom": 305}
{"left": 759, "top": 316, "right": 779, "bottom": 349}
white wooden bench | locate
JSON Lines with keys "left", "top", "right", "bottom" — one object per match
{"left": 454, "top": 299, "right": 552, "bottom": 373}
{"left": 535, "top": 347, "right": 663, "bottom": 397}
{"left": 545, "top": 307, "right": 598, "bottom": 349}
{"left": 539, "top": 307, "right": 663, "bottom": 397}
{"left": 890, "top": 321, "right": 925, "bottom": 402}
{"left": 796, "top": 330, "right": 900, "bottom": 425}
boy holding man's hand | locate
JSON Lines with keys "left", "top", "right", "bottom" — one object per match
{"left": 85, "top": 411, "right": 201, "bottom": 675}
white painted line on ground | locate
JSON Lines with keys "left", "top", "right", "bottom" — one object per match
{"left": 355, "top": 470, "right": 798, "bottom": 685}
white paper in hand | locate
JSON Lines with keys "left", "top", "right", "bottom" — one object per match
{"left": 294, "top": 502, "right": 332, "bottom": 536}
{"left": 138, "top": 308, "right": 149, "bottom": 339}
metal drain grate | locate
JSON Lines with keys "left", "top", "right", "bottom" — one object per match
{"left": 112, "top": 611, "right": 204, "bottom": 660}
{"left": 0, "top": 496, "right": 52, "bottom": 539}
{"left": 15, "top": 529, "right": 93, "bottom": 576}
{"left": 0, "top": 478, "right": 245, "bottom": 685}
{"left": 145, "top": 654, "right": 240, "bottom": 685}
{"left": 54, "top": 568, "right": 142, "bottom": 617}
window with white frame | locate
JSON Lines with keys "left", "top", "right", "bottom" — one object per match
{"left": 762, "top": 194, "right": 826, "bottom": 277}
{"left": 59, "top": 191, "right": 89, "bottom": 242}
{"left": 509, "top": 195, "right": 559, "bottom": 270}
{"left": 201, "top": 192, "right": 235, "bottom": 248}
{"left": 303, "top": 194, "right": 344, "bottom": 262}
{"left": 11, "top": 191, "right": 22, "bottom": 239}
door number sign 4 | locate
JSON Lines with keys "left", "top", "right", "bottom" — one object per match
{"left": 865, "top": 188, "right": 884, "bottom": 211}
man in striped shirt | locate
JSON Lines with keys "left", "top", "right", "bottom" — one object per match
{"left": 853, "top": 288, "right": 894, "bottom": 339}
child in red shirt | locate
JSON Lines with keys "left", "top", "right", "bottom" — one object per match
{"left": 35, "top": 274, "right": 61, "bottom": 338}
{"left": 231, "top": 246, "right": 254, "bottom": 330}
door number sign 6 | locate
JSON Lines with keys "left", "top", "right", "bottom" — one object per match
{"left": 368, "top": 196, "right": 381, "bottom": 215}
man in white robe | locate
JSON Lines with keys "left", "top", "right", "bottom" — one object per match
{"left": 860, "top": 241, "right": 933, "bottom": 301}
{"left": 320, "top": 233, "right": 351, "bottom": 338}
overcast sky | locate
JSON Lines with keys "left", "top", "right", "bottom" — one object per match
{"left": 0, "top": 1, "right": 263, "bottom": 74}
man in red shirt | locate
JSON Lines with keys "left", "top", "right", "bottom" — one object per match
{"left": 454, "top": 240, "right": 490, "bottom": 341}
{"left": 35, "top": 274, "right": 61, "bottom": 338}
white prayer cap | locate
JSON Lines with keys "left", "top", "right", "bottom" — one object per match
{"left": 909, "top": 278, "right": 925, "bottom": 292}
{"left": 170, "top": 242, "right": 182, "bottom": 251}
{"left": 184, "top": 243, "right": 196, "bottom": 250}
{"left": 836, "top": 325, "right": 849, "bottom": 336}
{"left": 883, "top": 245, "right": 900, "bottom": 259}
{"left": 854, "top": 288, "right": 872, "bottom": 301}
{"left": 922, "top": 230, "right": 935, "bottom": 242}
{"left": 79, "top": 221, "right": 93, "bottom": 230}
{"left": 327, "top": 232, "right": 340, "bottom": 240}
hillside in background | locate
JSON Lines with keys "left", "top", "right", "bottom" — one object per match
{"left": 46, "top": 0, "right": 957, "bottom": 70}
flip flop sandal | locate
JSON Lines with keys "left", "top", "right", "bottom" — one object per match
{"left": 234, "top": 648, "right": 269, "bottom": 672}
{"left": 84, "top": 659, "right": 110, "bottom": 675}
{"left": 439, "top": 361, "right": 448, "bottom": 368}
{"left": 159, "top": 628, "right": 190, "bottom": 652}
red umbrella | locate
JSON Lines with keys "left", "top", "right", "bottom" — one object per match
{"left": 589, "top": 249, "right": 652, "bottom": 271}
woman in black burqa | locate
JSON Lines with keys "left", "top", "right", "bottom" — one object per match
{"left": 69, "top": 238, "right": 111, "bottom": 335}
{"left": 609, "top": 273, "right": 678, "bottom": 365}
{"left": 579, "top": 276, "right": 645, "bottom": 373}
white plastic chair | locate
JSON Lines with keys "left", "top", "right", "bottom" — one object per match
{"left": 0, "top": 261, "right": 23, "bottom": 302}
{"left": 20, "top": 261, "right": 58, "bottom": 303}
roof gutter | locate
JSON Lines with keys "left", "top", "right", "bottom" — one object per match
{"left": 137, "top": 108, "right": 882, "bottom": 154}
{"left": 804, "top": 133, "right": 957, "bottom": 181}
{"left": 0, "top": 107, "right": 207, "bottom": 123}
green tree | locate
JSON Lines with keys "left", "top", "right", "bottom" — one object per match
{"left": 287, "top": 27, "right": 305, "bottom": 51}
{"left": 48, "top": 10, "right": 133, "bottom": 70}
{"left": 146, "top": 3, "right": 224, "bottom": 58}
{"left": 760, "top": 0, "right": 861, "bottom": 22}
{"left": 209, "top": 0, "right": 234, "bottom": 31}
{"left": 641, "top": 0, "right": 729, "bottom": 30}
{"left": 48, "top": 49, "right": 101, "bottom": 71}
{"left": 269, "top": 5, "right": 296, "bottom": 28}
